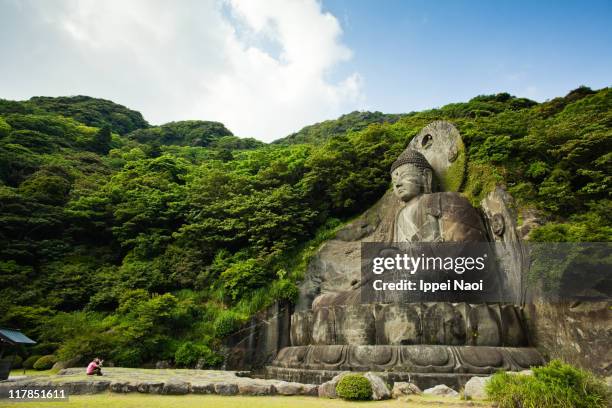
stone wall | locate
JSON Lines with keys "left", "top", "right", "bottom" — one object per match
{"left": 223, "top": 302, "right": 291, "bottom": 370}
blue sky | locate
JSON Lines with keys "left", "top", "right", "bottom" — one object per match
{"left": 0, "top": 0, "right": 610, "bottom": 141}
{"left": 322, "top": 0, "right": 612, "bottom": 113}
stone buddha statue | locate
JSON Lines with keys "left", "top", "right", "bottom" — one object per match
{"left": 267, "top": 121, "right": 543, "bottom": 387}
{"left": 390, "top": 149, "right": 487, "bottom": 243}
{"left": 306, "top": 147, "right": 497, "bottom": 307}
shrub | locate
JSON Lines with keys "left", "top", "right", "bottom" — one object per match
{"left": 270, "top": 279, "right": 299, "bottom": 303}
{"left": 12, "top": 355, "right": 23, "bottom": 369}
{"left": 336, "top": 374, "right": 372, "bottom": 401}
{"left": 174, "top": 341, "right": 222, "bottom": 368}
{"left": 213, "top": 310, "right": 243, "bottom": 338}
{"left": 32, "top": 355, "right": 56, "bottom": 371}
{"left": 486, "top": 360, "right": 610, "bottom": 408}
{"left": 23, "top": 355, "right": 42, "bottom": 369}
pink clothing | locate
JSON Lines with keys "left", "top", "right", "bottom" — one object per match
{"left": 86, "top": 361, "right": 99, "bottom": 374}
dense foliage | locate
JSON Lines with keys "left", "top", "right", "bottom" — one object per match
{"left": 128, "top": 120, "right": 253, "bottom": 148}
{"left": 0, "top": 96, "right": 148, "bottom": 134}
{"left": 336, "top": 374, "right": 373, "bottom": 400}
{"left": 274, "top": 110, "right": 404, "bottom": 145}
{"left": 486, "top": 360, "right": 610, "bottom": 408}
{"left": 0, "top": 88, "right": 609, "bottom": 367}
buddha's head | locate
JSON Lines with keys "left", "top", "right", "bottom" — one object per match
{"left": 390, "top": 149, "right": 434, "bottom": 202}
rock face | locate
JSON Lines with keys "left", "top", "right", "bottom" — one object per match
{"left": 525, "top": 300, "right": 612, "bottom": 376}
{"left": 423, "top": 384, "right": 459, "bottom": 397}
{"left": 463, "top": 376, "right": 490, "bottom": 399}
{"left": 223, "top": 302, "right": 291, "bottom": 370}
{"left": 364, "top": 372, "right": 390, "bottom": 400}
{"left": 391, "top": 382, "right": 421, "bottom": 398}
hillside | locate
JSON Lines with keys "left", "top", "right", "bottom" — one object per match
{"left": 127, "top": 120, "right": 263, "bottom": 149}
{"left": 273, "top": 110, "right": 405, "bottom": 145}
{"left": 0, "top": 87, "right": 610, "bottom": 368}
{"left": 0, "top": 96, "right": 149, "bottom": 134}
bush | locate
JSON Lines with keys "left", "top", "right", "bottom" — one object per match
{"left": 12, "top": 355, "right": 23, "bottom": 369}
{"left": 174, "top": 341, "right": 222, "bottom": 368}
{"left": 336, "top": 374, "right": 372, "bottom": 401}
{"left": 32, "top": 355, "right": 56, "bottom": 371}
{"left": 213, "top": 310, "right": 243, "bottom": 338}
{"left": 23, "top": 355, "right": 42, "bottom": 369}
{"left": 270, "top": 278, "right": 299, "bottom": 303}
{"left": 486, "top": 360, "right": 610, "bottom": 408}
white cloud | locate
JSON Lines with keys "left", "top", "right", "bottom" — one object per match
{"left": 0, "top": 0, "right": 364, "bottom": 141}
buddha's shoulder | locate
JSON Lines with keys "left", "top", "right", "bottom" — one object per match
{"left": 414, "top": 192, "right": 478, "bottom": 218}
{"left": 420, "top": 191, "right": 473, "bottom": 206}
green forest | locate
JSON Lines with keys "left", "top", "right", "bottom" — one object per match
{"left": 0, "top": 88, "right": 610, "bottom": 368}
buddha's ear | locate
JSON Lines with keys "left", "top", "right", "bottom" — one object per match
{"left": 423, "top": 169, "right": 433, "bottom": 193}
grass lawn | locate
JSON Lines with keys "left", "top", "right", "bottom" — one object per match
{"left": 0, "top": 393, "right": 491, "bottom": 408}
{"left": 9, "top": 369, "right": 58, "bottom": 377}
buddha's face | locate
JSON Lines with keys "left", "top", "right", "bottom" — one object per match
{"left": 392, "top": 164, "right": 430, "bottom": 202}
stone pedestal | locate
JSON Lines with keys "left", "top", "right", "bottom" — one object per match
{"left": 267, "top": 344, "right": 543, "bottom": 387}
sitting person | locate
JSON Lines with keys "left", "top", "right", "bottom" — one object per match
{"left": 86, "top": 357, "right": 103, "bottom": 376}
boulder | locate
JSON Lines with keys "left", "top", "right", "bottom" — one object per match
{"left": 273, "top": 381, "right": 318, "bottom": 396}
{"left": 155, "top": 360, "right": 172, "bottom": 369}
{"left": 161, "top": 380, "right": 190, "bottom": 395}
{"left": 463, "top": 376, "right": 490, "bottom": 399}
{"left": 273, "top": 382, "right": 302, "bottom": 395}
{"left": 191, "top": 382, "right": 215, "bottom": 394}
{"left": 214, "top": 382, "right": 239, "bottom": 395}
{"left": 423, "top": 384, "right": 458, "bottom": 397}
{"left": 237, "top": 382, "right": 274, "bottom": 395}
{"left": 62, "top": 380, "right": 110, "bottom": 394}
{"left": 58, "top": 368, "right": 84, "bottom": 376}
{"left": 302, "top": 384, "right": 319, "bottom": 396}
{"left": 52, "top": 355, "right": 82, "bottom": 371}
{"left": 136, "top": 381, "right": 164, "bottom": 394}
{"left": 391, "top": 382, "right": 421, "bottom": 398}
{"left": 110, "top": 381, "right": 137, "bottom": 393}
{"left": 364, "top": 372, "right": 391, "bottom": 400}
{"left": 318, "top": 371, "right": 350, "bottom": 398}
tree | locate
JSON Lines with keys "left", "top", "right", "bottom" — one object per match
{"left": 92, "top": 125, "right": 112, "bottom": 154}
